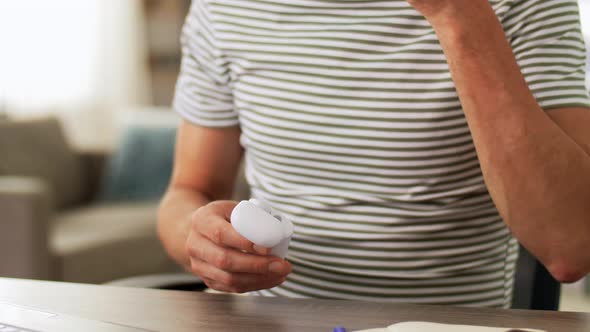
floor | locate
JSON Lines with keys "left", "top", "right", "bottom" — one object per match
{"left": 559, "top": 278, "right": 590, "bottom": 312}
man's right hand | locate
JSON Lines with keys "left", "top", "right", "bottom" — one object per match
{"left": 185, "top": 200, "right": 292, "bottom": 293}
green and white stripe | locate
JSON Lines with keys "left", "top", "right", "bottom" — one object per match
{"left": 174, "top": 0, "right": 590, "bottom": 307}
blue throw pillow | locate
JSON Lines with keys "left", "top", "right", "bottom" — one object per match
{"left": 99, "top": 126, "right": 176, "bottom": 202}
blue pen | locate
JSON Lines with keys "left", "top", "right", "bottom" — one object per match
{"left": 333, "top": 327, "right": 347, "bottom": 332}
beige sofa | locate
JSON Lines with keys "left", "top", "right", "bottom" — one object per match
{"left": 0, "top": 117, "right": 181, "bottom": 283}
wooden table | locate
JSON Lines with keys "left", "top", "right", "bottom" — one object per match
{"left": 0, "top": 278, "right": 588, "bottom": 332}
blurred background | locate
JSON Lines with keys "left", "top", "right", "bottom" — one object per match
{"left": 0, "top": 0, "right": 188, "bottom": 149}
{"left": 0, "top": 0, "right": 191, "bottom": 292}
{"left": 0, "top": 0, "right": 589, "bottom": 311}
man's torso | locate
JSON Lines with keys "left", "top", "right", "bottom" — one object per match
{"left": 201, "top": 0, "right": 520, "bottom": 307}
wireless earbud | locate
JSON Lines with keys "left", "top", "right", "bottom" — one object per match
{"left": 230, "top": 199, "right": 293, "bottom": 258}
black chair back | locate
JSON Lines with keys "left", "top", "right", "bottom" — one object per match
{"left": 512, "top": 245, "right": 561, "bottom": 310}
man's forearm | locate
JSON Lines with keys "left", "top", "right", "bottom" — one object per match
{"left": 157, "top": 187, "right": 211, "bottom": 269}
{"left": 419, "top": 0, "right": 590, "bottom": 281}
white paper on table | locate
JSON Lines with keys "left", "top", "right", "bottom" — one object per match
{"left": 355, "top": 322, "right": 546, "bottom": 332}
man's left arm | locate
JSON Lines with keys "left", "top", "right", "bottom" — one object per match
{"left": 407, "top": 0, "right": 590, "bottom": 282}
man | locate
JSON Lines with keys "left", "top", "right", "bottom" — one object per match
{"left": 158, "top": 0, "right": 590, "bottom": 308}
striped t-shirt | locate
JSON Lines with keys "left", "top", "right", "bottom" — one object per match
{"left": 174, "top": 0, "right": 590, "bottom": 307}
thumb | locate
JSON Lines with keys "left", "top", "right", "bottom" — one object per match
{"left": 209, "top": 200, "right": 240, "bottom": 221}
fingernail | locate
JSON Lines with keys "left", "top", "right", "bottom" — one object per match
{"left": 253, "top": 245, "right": 270, "bottom": 255}
{"left": 269, "top": 261, "right": 284, "bottom": 274}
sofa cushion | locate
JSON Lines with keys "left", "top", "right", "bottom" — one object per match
{"left": 0, "top": 117, "right": 84, "bottom": 209}
{"left": 50, "top": 202, "right": 179, "bottom": 283}
{"left": 98, "top": 125, "right": 176, "bottom": 202}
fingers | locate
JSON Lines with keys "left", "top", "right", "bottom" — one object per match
{"left": 193, "top": 202, "right": 271, "bottom": 255}
{"left": 186, "top": 200, "right": 292, "bottom": 294}
{"left": 198, "top": 214, "right": 263, "bottom": 254}
{"left": 206, "top": 200, "right": 239, "bottom": 220}
{"left": 188, "top": 233, "right": 292, "bottom": 275}
{"left": 191, "top": 259, "right": 288, "bottom": 293}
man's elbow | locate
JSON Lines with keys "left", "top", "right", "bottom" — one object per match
{"left": 542, "top": 233, "right": 590, "bottom": 283}
{"left": 547, "top": 260, "right": 589, "bottom": 284}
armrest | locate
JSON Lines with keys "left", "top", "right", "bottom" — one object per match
{"left": 0, "top": 176, "right": 53, "bottom": 279}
